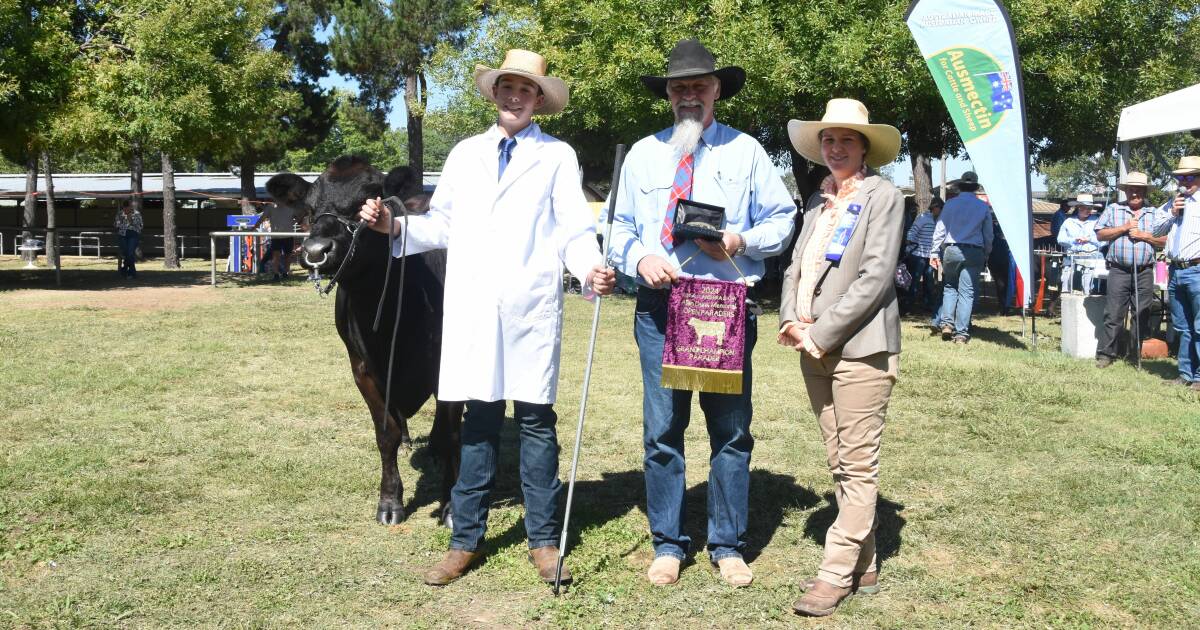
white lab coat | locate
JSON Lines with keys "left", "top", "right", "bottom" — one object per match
{"left": 392, "top": 123, "right": 601, "bottom": 404}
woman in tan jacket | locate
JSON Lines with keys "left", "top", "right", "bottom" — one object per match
{"left": 778, "top": 98, "right": 904, "bottom": 617}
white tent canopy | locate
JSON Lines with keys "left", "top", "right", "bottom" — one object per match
{"left": 1116, "top": 83, "right": 1200, "bottom": 182}
{"left": 1117, "top": 83, "right": 1200, "bottom": 142}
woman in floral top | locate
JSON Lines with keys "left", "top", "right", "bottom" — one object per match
{"left": 114, "top": 203, "right": 143, "bottom": 278}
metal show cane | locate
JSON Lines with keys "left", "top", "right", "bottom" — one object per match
{"left": 554, "top": 143, "right": 627, "bottom": 596}
{"left": 1132, "top": 255, "right": 1142, "bottom": 370}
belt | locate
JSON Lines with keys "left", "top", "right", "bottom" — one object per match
{"left": 1171, "top": 257, "right": 1200, "bottom": 269}
{"left": 1106, "top": 260, "right": 1153, "bottom": 272}
{"left": 948, "top": 242, "right": 981, "bottom": 249}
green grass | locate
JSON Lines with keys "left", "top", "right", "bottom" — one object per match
{"left": 1, "top": 256, "right": 1198, "bottom": 628}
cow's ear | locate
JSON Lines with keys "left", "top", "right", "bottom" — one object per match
{"left": 266, "top": 173, "right": 311, "bottom": 207}
{"left": 384, "top": 166, "right": 422, "bottom": 200}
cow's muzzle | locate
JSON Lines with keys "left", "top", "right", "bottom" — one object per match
{"left": 302, "top": 237, "right": 335, "bottom": 270}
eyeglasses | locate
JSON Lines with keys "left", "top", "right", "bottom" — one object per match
{"left": 1175, "top": 174, "right": 1198, "bottom": 183}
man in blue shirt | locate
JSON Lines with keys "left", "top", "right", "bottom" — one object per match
{"left": 609, "top": 38, "right": 795, "bottom": 588}
{"left": 1152, "top": 156, "right": 1200, "bottom": 389}
{"left": 1094, "top": 173, "right": 1165, "bottom": 368}
{"left": 930, "top": 171, "right": 993, "bottom": 343}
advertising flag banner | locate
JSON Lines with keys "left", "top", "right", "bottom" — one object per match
{"left": 661, "top": 277, "right": 746, "bottom": 394}
{"left": 905, "top": 0, "right": 1034, "bottom": 305}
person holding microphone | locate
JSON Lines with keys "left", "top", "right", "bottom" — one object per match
{"left": 1152, "top": 156, "right": 1200, "bottom": 389}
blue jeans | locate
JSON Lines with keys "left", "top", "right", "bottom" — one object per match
{"left": 1168, "top": 266, "right": 1200, "bottom": 382}
{"left": 938, "top": 244, "right": 985, "bottom": 339}
{"left": 634, "top": 288, "right": 756, "bottom": 562}
{"left": 449, "top": 400, "right": 562, "bottom": 552}
{"left": 118, "top": 231, "right": 140, "bottom": 275}
{"left": 906, "top": 254, "right": 936, "bottom": 311}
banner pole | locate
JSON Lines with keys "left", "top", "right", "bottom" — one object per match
{"left": 554, "top": 143, "right": 626, "bottom": 596}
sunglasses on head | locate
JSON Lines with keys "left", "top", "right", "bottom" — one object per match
{"left": 1175, "top": 173, "right": 1198, "bottom": 183}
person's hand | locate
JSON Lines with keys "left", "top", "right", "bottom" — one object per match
{"left": 1129, "top": 229, "right": 1151, "bottom": 242}
{"left": 586, "top": 265, "right": 617, "bottom": 296}
{"left": 1173, "top": 195, "right": 1186, "bottom": 217}
{"left": 798, "top": 327, "right": 824, "bottom": 358}
{"left": 1075, "top": 237, "right": 1087, "bottom": 244}
{"left": 637, "top": 255, "right": 678, "bottom": 289}
{"left": 777, "top": 320, "right": 808, "bottom": 348}
{"left": 1121, "top": 219, "right": 1137, "bottom": 234}
{"left": 930, "top": 257, "right": 941, "bottom": 270}
{"left": 358, "top": 197, "right": 391, "bottom": 234}
{"left": 694, "top": 231, "right": 742, "bottom": 261}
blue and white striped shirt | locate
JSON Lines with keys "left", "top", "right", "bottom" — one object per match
{"left": 906, "top": 212, "right": 936, "bottom": 258}
{"left": 1094, "top": 204, "right": 1157, "bottom": 267}
{"left": 1152, "top": 192, "right": 1200, "bottom": 261}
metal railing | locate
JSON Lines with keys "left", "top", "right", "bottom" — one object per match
{"left": 72, "top": 232, "right": 104, "bottom": 257}
{"left": 208, "top": 231, "right": 309, "bottom": 286}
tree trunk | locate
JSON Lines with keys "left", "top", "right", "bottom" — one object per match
{"left": 405, "top": 70, "right": 425, "bottom": 175}
{"left": 162, "top": 151, "right": 179, "bottom": 269}
{"left": 22, "top": 153, "right": 38, "bottom": 264}
{"left": 130, "top": 140, "right": 144, "bottom": 215}
{"left": 240, "top": 153, "right": 257, "bottom": 201}
{"left": 42, "top": 150, "right": 58, "bottom": 269}
{"left": 911, "top": 152, "right": 933, "bottom": 212}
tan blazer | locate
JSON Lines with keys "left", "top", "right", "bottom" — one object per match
{"left": 779, "top": 172, "right": 904, "bottom": 358}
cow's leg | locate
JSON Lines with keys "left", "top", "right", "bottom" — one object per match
{"left": 430, "top": 399, "right": 464, "bottom": 528}
{"left": 349, "top": 355, "right": 407, "bottom": 525}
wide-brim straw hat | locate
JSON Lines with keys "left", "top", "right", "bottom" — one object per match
{"left": 1173, "top": 155, "right": 1200, "bottom": 175}
{"left": 1117, "top": 171, "right": 1150, "bottom": 191}
{"left": 640, "top": 38, "right": 745, "bottom": 101}
{"left": 474, "top": 49, "right": 568, "bottom": 116}
{"left": 1068, "top": 192, "right": 1100, "bottom": 207}
{"left": 787, "top": 98, "right": 901, "bottom": 168}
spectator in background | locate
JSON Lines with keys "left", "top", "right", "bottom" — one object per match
{"left": 1051, "top": 200, "right": 1070, "bottom": 243}
{"left": 113, "top": 202, "right": 143, "bottom": 279}
{"left": 906, "top": 195, "right": 942, "bottom": 313}
{"left": 931, "top": 171, "right": 993, "bottom": 344}
{"left": 1094, "top": 172, "right": 1164, "bottom": 368}
{"left": 1058, "top": 193, "right": 1103, "bottom": 294}
{"left": 1152, "top": 156, "right": 1200, "bottom": 390}
{"left": 253, "top": 199, "right": 298, "bottom": 281}
{"left": 987, "top": 216, "right": 1013, "bottom": 315}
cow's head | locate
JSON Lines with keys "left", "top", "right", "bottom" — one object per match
{"left": 268, "top": 156, "right": 427, "bottom": 276}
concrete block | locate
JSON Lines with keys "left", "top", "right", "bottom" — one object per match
{"left": 1061, "top": 294, "right": 1106, "bottom": 359}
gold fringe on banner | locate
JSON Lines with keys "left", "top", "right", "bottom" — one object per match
{"left": 661, "top": 365, "right": 743, "bottom": 394}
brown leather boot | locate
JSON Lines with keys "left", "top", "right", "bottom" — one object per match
{"left": 792, "top": 579, "right": 853, "bottom": 617}
{"left": 799, "top": 571, "right": 879, "bottom": 595}
{"left": 529, "top": 546, "right": 571, "bottom": 584}
{"left": 422, "top": 549, "right": 479, "bottom": 586}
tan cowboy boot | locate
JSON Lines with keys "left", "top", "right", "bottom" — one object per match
{"left": 715, "top": 557, "right": 754, "bottom": 587}
{"left": 792, "top": 578, "right": 853, "bottom": 617}
{"left": 529, "top": 546, "right": 571, "bottom": 584}
{"left": 647, "top": 556, "right": 681, "bottom": 586}
{"left": 422, "top": 549, "right": 479, "bottom": 586}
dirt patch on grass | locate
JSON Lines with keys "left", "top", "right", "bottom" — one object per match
{"left": 3, "top": 286, "right": 224, "bottom": 312}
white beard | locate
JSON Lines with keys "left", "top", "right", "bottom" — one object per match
{"left": 668, "top": 117, "right": 703, "bottom": 157}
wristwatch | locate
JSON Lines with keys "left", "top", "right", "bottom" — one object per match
{"left": 734, "top": 233, "right": 747, "bottom": 257}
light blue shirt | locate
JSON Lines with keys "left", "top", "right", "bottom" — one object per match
{"left": 1058, "top": 215, "right": 1101, "bottom": 256}
{"left": 608, "top": 121, "right": 796, "bottom": 285}
{"left": 931, "top": 192, "right": 993, "bottom": 257}
{"left": 1152, "top": 191, "right": 1200, "bottom": 261}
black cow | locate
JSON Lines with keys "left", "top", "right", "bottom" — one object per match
{"left": 267, "top": 156, "right": 462, "bottom": 526}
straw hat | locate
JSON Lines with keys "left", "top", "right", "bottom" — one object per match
{"left": 640, "top": 38, "right": 746, "bottom": 101}
{"left": 787, "top": 99, "right": 901, "bottom": 168}
{"left": 1068, "top": 193, "right": 1101, "bottom": 208}
{"left": 1173, "top": 155, "right": 1200, "bottom": 175}
{"left": 474, "top": 49, "right": 568, "bottom": 115}
{"left": 1117, "top": 171, "right": 1150, "bottom": 191}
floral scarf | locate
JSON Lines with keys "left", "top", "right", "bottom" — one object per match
{"left": 796, "top": 166, "right": 867, "bottom": 323}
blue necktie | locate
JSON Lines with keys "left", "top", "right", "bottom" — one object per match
{"left": 498, "top": 137, "right": 516, "bottom": 180}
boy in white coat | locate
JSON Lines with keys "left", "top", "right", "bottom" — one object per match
{"left": 359, "top": 49, "right": 615, "bottom": 587}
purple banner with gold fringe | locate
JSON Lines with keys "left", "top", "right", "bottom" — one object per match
{"left": 661, "top": 277, "right": 746, "bottom": 394}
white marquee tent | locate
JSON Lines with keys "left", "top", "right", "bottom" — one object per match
{"left": 1116, "top": 83, "right": 1200, "bottom": 179}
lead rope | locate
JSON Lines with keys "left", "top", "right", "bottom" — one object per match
{"left": 380, "top": 207, "right": 410, "bottom": 421}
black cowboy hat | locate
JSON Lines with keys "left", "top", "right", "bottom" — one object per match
{"left": 640, "top": 38, "right": 746, "bottom": 100}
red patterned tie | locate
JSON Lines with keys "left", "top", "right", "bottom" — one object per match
{"left": 660, "top": 152, "right": 694, "bottom": 250}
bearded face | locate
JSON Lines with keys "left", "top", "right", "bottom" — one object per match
{"left": 666, "top": 76, "right": 719, "bottom": 156}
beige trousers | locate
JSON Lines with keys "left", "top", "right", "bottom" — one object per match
{"left": 800, "top": 351, "right": 898, "bottom": 588}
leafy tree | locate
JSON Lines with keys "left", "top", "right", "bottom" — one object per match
{"left": 328, "top": 0, "right": 477, "bottom": 174}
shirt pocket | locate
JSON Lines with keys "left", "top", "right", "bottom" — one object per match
{"left": 640, "top": 175, "right": 676, "bottom": 229}
{"left": 715, "top": 170, "right": 747, "bottom": 225}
